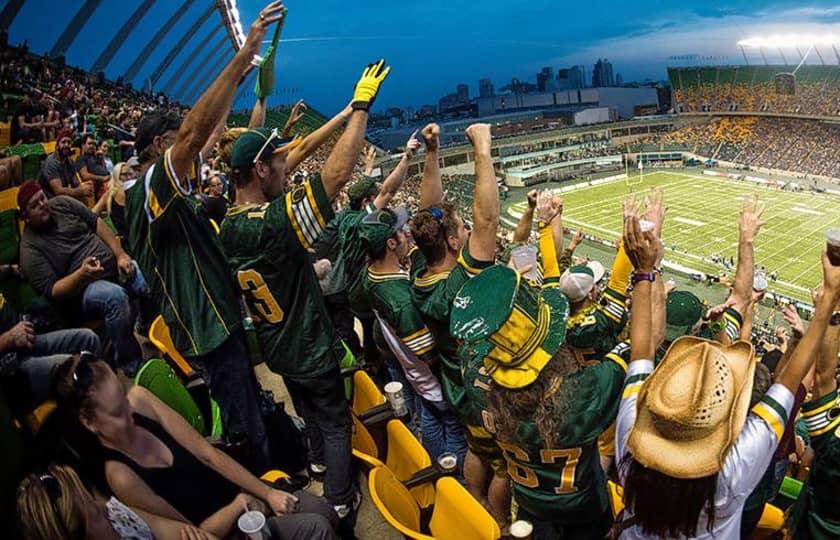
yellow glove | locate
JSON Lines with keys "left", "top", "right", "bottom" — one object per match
{"left": 351, "top": 59, "right": 391, "bottom": 111}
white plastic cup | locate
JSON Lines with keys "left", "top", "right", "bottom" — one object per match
{"left": 383, "top": 381, "right": 407, "bottom": 416}
{"left": 639, "top": 219, "right": 654, "bottom": 232}
{"left": 237, "top": 510, "right": 267, "bottom": 539}
{"left": 827, "top": 230, "right": 840, "bottom": 266}
{"left": 437, "top": 452, "right": 457, "bottom": 472}
{"left": 510, "top": 520, "right": 534, "bottom": 539}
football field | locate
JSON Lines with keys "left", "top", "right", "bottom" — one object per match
{"left": 506, "top": 170, "right": 840, "bottom": 302}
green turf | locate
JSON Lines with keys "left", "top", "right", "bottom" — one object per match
{"left": 506, "top": 170, "right": 838, "bottom": 302}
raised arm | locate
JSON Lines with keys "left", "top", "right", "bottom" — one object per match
{"left": 418, "top": 123, "right": 442, "bottom": 209}
{"left": 247, "top": 97, "right": 267, "bottom": 128}
{"left": 513, "top": 190, "right": 536, "bottom": 243}
{"left": 730, "top": 195, "right": 766, "bottom": 315}
{"left": 170, "top": 2, "right": 287, "bottom": 181}
{"left": 775, "top": 254, "right": 840, "bottom": 394}
{"left": 536, "top": 190, "right": 561, "bottom": 280}
{"left": 285, "top": 102, "right": 353, "bottom": 171}
{"left": 373, "top": 131, "right": 420, "bottom": 209}
{"left": 280, "top": 99, "right": 306, "bottom": 138}
{"left": 813, "top": 292, "right": 840, "bottom": 399}
{"left": 200, "top": 115, "right": 228, "bottom": 159}
{"left": 550, "top": 195, "right": 564, "bottom": 258}
{"left": 465, "top": 124, "right": 498, "bottom": 262}
{"left": 624, "top": 215, "right": 661, "bottom": 361}
{"left": 320, "top": 60, "right": 390, "bottom": 200}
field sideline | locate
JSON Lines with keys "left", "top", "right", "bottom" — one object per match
{"left": 505, "top": 170, "right": 840, "bottom": 302}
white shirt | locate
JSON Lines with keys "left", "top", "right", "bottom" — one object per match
{"left": 615, "top": 360, "right": 794, "bottom": 539}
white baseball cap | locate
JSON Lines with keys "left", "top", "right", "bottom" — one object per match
{"left": 559, "top": 264, "right": 598, "bottom": 303}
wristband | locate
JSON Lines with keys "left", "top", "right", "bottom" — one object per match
{"left": 631, "top": 271, "right": 656, "bottom": 285}
{"left": 830, "top": 312, "right": 840, "bottom": 326}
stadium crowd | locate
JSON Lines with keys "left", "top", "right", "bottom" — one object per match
{"left": 674, "top": 81, "right": 840, "bottom": 117}
{"left": 1, "top": 3, "right": 840, "bottom": 540}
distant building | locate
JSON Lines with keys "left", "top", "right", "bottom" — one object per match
{"left": 592, "top": 58, "right": 615, "bottom": 87}
{"left": 537, "top": 67, "right": 555, "bottom": 92}
{"left": 616, "top": 73, "right": 623, "bottom": 86}
{"left": 557, "top": 65, "right": 585, "bottom": 90}
{"left": 418, "top": 104, "right": 437, "bottom": 118}
{"left": 500, "top": 77, "right": 537, "bottom": 95}
{"left": 479, "top": 78, "right": 495, "bottom": 98}
{"left": 457, "top": 83, "right": 469, "bottom": 102}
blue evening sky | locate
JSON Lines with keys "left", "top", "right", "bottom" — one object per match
{"left": 8, "top": 1, "right": 840, "bottom": 114}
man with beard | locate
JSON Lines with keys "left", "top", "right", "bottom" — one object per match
{"left": 39, "top": 129, "right": 93, "bottom": 202}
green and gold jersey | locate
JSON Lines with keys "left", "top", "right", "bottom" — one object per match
{"left": 564, "top": 287, "right": 627, "bottom": 364}
{"left": 126, "top": 149, "right": 241, "bottom": 357}
{"left": 411, "top": 246, "right": 493, "bottom": 414}
{"left": 337, "top": 204, "right": 376, "bottom": 316}
{"left": 219, "top": 175, "right": 342, "bottom": 379}
{"left": 484, "top": 346, "right": 627, "bottom": 521}
{"left": 792, "top": 388, "right": 840, "bottom": 539}
{"left": 364, "top": 266, "right": 435, "bottom": 358}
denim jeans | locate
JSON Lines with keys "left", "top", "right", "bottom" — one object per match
{"left": 81, "top": 262, "right": 148, "bottom": 373}
{"left": 189, "top": 329, "right": 270, "bottom": 473}
{"left": 419, "top": 398, "right": 468, "bottom": 474}
{"left": 284, "top": 367, "right": 355, "bottom": 509}
{"left": 9, "top": 328, "right": 101, "bottom": 414}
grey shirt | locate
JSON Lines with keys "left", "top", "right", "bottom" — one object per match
{"left": 39, "top": 152, "right": 78, "bottom": 198}
{"left": 20, "top": 196, "right": 116, "bottom": 301}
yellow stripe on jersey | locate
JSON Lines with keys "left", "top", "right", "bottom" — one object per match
{"left": 752, "top": 402, "right": 785, "bottom": 440}
{"left": 801, "top": 396, "right": 839, "bottom": 418}
{"left": 458, "top": 250, "right": 484, "bottom": 276}
{"left": 809, "top": 415, "right": 840, "bottom": 437}
{"left": 415, "top": 272, "right": 451, "bottom": 287}
{"left": 285, "top": 190, "right": 310, "bottom": 249}
{"left": 304, "top": 181, "right": 326, "bottom": 228}
{"left": 606, "top": 352, "right": 628, "bottom": 372}
{"left": 148, "top": 189, "right": 163, "bottom": 218}
{"left": 622, "top": 383, "right": 642, "bottom": 400}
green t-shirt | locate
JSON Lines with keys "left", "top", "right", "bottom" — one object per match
{"left": 411, "top": 246, "right": 493, "bottom": 413}
{"left": 219, "top": 176, "right": 342, "bottom": 379}
{"left": 485, "top": 349, "right": 626, "bottom": 522}
{"left": 125, "top": 149, "right": 241, "bottom": 357}
{"left": 792, "top": 388, "right": 840, "bottom": 539}
{"left": 364, "top": 267, "right": 435, "bottom": 359}
{"left": 337, "top": 204, "right": 376, "bottom": 316}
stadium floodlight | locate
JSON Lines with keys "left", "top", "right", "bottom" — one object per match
{"left": 738, "top": 34, "right": 840, "bottom": 48}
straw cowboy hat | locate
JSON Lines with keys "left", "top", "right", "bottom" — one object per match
{"left": 628, "top": 336, "right": 756, "bottom": 479}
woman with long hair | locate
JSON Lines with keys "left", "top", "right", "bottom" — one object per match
{"left": 53, "top": 353, "right": 339, "bottom": 539}
{"left": 615, "top": 213, "right": 838, "bottom": 538}
{"left": 92, "top": 160, "right": 138, "bottom": 239}
{"left": 17, "top": 464, "right": 212, "bottom": 539}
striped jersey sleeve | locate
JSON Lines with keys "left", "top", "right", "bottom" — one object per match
{"left": 801, "top": 389, "right": 840, "bottom": 444}
{"left": 751, "top": 384, "right": 795, "bottom": 442}
{"left": 597, "top": 287, "right": 627, "bottom": 326}
{"left": 615, "top": 359, "right": 654, "bottom": 464}
{"left": 284, "top": 174, "right": 335, "bottom": 250}
{"left": 722, "top": 307, "right": 743, "bottom": 342}
{"left": 458, "top": 245, "right": 494, "bottom": 277}
{"left": 604, "top": 340, "right": 630, "bottom": 373}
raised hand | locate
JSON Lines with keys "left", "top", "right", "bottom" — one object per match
{"left": 526, "top": 189, "right": 537, "bottom": 209}
{"left": 351, "top": 59, "right": 391, "bottom": 111}
{"left": 282, "top": 99, "right": 307, "bottom": 135}
{"left": 536, "top": 190, "right": 557, "bottom": 224}
{"left": 622, "top": 194, "right": 642, "bottom": 221}
{"left": 363, "top": 145, "right": 377, "bottom": 174}
{"left": 739, "top": 194, "right": 766, "bottom": 245}
{"left": 465, "top": 123, "right": 492, "bottom": 154}
{"left": 404, "top": 130, "right": 420, "bottom": 159}
{"left": 821, "top": 251, "right": 840, "bottom": 298}
{"left": 643, "top": 187, "right": 666, "bottom": 236}
{"left": 241, "top": 2, "right": 288, "bottom": 60}
{"left": 421, "top": 123, "right": 440, "bottom": 151}
{"left": 569, "top": 229, "right": 584, "bottom": 250}
{"left": 623, "top": 215, "right": 660, "bottom": 271}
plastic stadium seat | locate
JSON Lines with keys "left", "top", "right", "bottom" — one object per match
{"left": 148, "top": 315, "right": 196, "bottom": 378}
{"left": 134, "top": 359, "right": 209, "bottom": 436}
{"left": 0, "top": 121, "right": 10, "bottom": 147}
{"left": 351, "top": 370, "right": 386, "bottom": 416}
{"left": 368, "top": 466, "right": 500, "bottom": 540}
{"left": 351, "top": 414, "right": 385, "bottom": 469}
{"left": 41, "top": 141, "right": 56, "bottom": 155}
{"left": 260, "top": 470, "right": 291, "bottom": 483}
{"left": 754, "top": 503, "right": 784, "bottom": 537}
{"left": 385, "top": 419, "right": 435, "bottom": 508}
{"left": 429, "top": 476, "right": 501, "bottom": 540}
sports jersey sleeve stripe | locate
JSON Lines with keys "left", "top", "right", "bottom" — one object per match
{"left": 458, "top": 246, "right": 493, "bottom": 276}
{"left": 723, "top": 308, "right": 743, "bottom": 341}
{"left": 164, "top": 147, "right": 192, "bottom": 196}
{"left": 305, "top": 176, "right": 335, "bottom": 226}
{"left": 622, "top": 360, "right": 653, "bottom": 398}
{"left": 801, "top": 389, "right": 840, "bottom": 437}
{"left": 751, "top": 384, "right": 794, "bottom": 441}
{"left": 285, "top": 191, "right": 311, "bottom": 248}
{"left": 293, "top": 197, "right": 321, "bottom": 245}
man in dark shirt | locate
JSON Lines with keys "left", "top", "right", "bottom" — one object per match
{"left": 10, "top": 95, "right": 42, "bottom": 144}
{"left": 75, "top": 134, "right": 110, "bottom": 196}
{"left": 39, "top": 130, "right": 92, "bottom": 202}
{"left": 17, "top": 181, "right": 148, "bottom": 375}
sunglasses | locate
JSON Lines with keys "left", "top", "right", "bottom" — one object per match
{"left": 252, "top": 129, "right": 303, "bottom": 164}
{"left": 70, "top": 351, "right": 97, "bottom": 402}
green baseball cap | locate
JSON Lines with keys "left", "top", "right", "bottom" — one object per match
{"left": 359, "top": 207, "right": 409, "bottom": 254}
{"left": 665, "top": 290, "right": 704, "bottom": 342}
{"left": 229, "top": 128, "right": 300, "bottom": 169}
{"left": 347, "top": 176, "right": 380, "bottom": 205}
{"left": 451, "top": 265, "right": 569, "bottom": 389}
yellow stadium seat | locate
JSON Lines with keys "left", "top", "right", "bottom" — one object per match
{"left": 352, "top": 370, "right": 386, "bottom": 416}
{"left": 260, "top": 470, "right": 290, "bottom": 483}
{"left": 18, "top": 400, "right": 57, "bottom": 435}
{"left": 368, "top": 466, "right": 500, "bottom": 540}
{"left": 0, "top": 121, "right": 10, "bottom": 147}
{"left": 368, "top": 466, "right": 432, "bottom": 539}
{"left": 352, "top": 414, "right": 385, "bottom": 469}
{"left": 148, "top": 315, "right": 196, "bottom": 378}
{"left": 608, "top": 480, "right": 625, "bottom": 518}
{"left": 429, "top": 476, "right": 500, "bottom": 540}
{"left": 41, "top": 141, "right": 56, "bottom": 155}
{"left": 753, "top": 503, "right": 784, "bottom": 538}
{"left": 0, "top": 186, "right": 19, "bottom": 213}
{"left": 385, "top": 419, "right": 435, "bottom": 508}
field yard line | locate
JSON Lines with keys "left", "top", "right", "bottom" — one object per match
{"left": 762, "top": 195, "right": 836, "bottom": 276}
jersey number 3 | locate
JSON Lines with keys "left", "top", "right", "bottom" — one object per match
{"left": 237, "top": 270, "right": 284, "bottom": 324}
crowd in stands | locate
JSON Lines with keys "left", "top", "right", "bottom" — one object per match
{"left": 2, "top": 4, "right": 840, "bottom": 540}
{"left": 674, "top": 80, "right": 840, "bottom": 117}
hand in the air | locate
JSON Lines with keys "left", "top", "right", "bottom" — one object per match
{"left": 351, "top": 59, "right": 391, "bottom": 111}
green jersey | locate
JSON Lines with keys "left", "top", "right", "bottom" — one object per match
{"left": 364, "top": 266, "right": 436, "bottom": 359}
{"left": 336, "top": 204, "right": 376, "bottom": 316}
{"left": 792, "top": 388, "right": 840, "bottom": 539}
{"left": 411, "top": 246, "right": 493, "bottom": 415}
{"left": 126, "top": 149, "right": 241, "bottom": 357}
{"left": 485, "top": 345, "right": 627, "bottom": 522}
{"left": 565, "top": 287, "right": 627, "bottom": 363}
{"left": 219, "top": 176, "right": 342, "bottom": 379}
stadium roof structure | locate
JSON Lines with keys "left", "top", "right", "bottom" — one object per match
{"left": 1, "top": 0, "right": 254, "bottom": 106}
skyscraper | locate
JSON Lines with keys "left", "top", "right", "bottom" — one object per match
{"left": 457, "top": 83, "right": 469, "bottom": 102}
{"left": 537, "top": 66, "right": 554, "bottom": 92}
{"left": 592, "top": 58, "right": 615, "bottom": 87}
{"left": 479, "top": 78, "right": 495, "bottom": 98}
